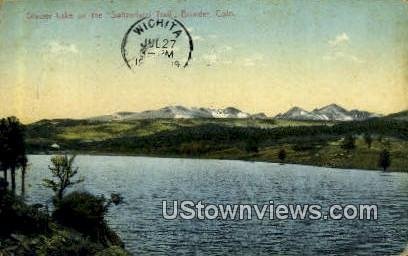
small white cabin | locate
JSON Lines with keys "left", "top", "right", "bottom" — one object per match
{"left": 50, "top": 143, "right": 60, "bottom": 150}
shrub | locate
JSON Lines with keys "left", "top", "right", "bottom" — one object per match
{"left": 179, "top": 141, "right": 210, "bottom": 155}
{"left": 291, "top": 144, "right": 314, "bottom": 152}
{"left": 36, "top": 229, "right": 100, "bottom": 256}
{"left": 244, "top": 138, "right": 259, "bottom": 153}
{"left": 363, "top": 133, "right": 373, "bottom": 148}
{"left": 278, "top": 149, "right": 286, "bottom": 162}
{"left": 341, "top": 134, "right": 356, "bottom": 150}
{"left": 52, "top": 191, "right": 124, "bottom": 247}
{"left": 0, "top": 188, "right": 48, "bottom": 236}
{"left": 53, "top": 191, "right": 106, "bottom": 237}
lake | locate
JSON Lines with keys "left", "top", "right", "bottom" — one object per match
{"left": 18, "top": 155, "right": 408, "bottom": 255}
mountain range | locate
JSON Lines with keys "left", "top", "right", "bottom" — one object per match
{"left": 88, "top": 104, "right": 382, "bottom": 121}
{"left": 275, "top": 104, "right": 380, "bottom": 121}
{"left": 89, "top": 106, "right": 267, "bottom": 121}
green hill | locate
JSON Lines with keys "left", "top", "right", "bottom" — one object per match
{"left": 25, "top": 117, "right": 408, "bottom": 172}
{"left": 386, "top": 110, "right": 408, "bottom": 121}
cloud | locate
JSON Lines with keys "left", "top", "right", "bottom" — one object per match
{"left": 323, "top": 51, "right": 364, "bottom": 64}
{"left": 202, "top": 51, "right": 262, "bottom": 67}
{"left": 192, "top": 35, "right": 203, "bottom": 41}
{"left": 202, "top": 45, "right": 234, "bottom": 65}
{"left": 48, "top": 41, "right": 78, "bottom": 54}
{"left": 324, "top": 33, "right": 363, "bottom": 63}
{"left": 202, "top": 53, "right": 235, "bottom": 66}
{"left": 187, "top": 28, "right": 204, "bottom": 42}
{"left": 222, "top": 45, "right": 233, "bottom": 51}
{"left": 243, "top": 59, "right": 255, "bottom": 66}
{"left": 328, "top": 32, "right": 349, "bottom": 47}
{"left": 202, "top": 54, "right": 217, "bottom": 64}
{"left": 242, "top": 53, "right": 263, "bottom": 67}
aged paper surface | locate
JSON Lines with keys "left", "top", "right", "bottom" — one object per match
{"left": 0, "top": 0, "right": 407, "bottom": 255}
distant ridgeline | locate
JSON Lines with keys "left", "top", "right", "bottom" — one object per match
{"left": 85, "top": 104, "right": 380, "bottom": 121}
{"left": 23, "top": 105, "right": 408, "bottom": 171}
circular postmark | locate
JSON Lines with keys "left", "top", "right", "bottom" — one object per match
{"left": 121, "top": 17, "right": 193, "bottom": 69}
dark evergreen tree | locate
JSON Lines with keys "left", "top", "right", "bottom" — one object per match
{"left": 245, "top": 137, "right": 259, "bottom": 153}
{"left": 363, "top": 133, "right": 373, "bottom": 148}
{"left": 0, "top": 117, "right": 26, "bottom": 194}
{"left": 378, "top": 149, "right": 391, "bottom": 171}
{"left": 278, "top": 148, "right": 286, "bottom": 163}
{"left": 341, "top": 134, "right": 356, "bottom": 150}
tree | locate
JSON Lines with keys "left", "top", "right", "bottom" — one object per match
{"left": 0, "top": 118, "right": 8, "bottom": 181}
{"left": 0, "top": 178, "right": 8, "bottom": 195}
{"left": 278, "top": 148, "right": 286, "bottom": 163}
{"left": 0, "top": 117, "right": 26, "bottom": 194}
{"left": 7, "top": 117, "right": 26, "bottom": 194}
{"left": 363, "top": 133, "right": 373, "bottom": 149}
{"left": 43, "top": 155, "right": 84, "bottom": 201}
{"left": 245, "top": 137, "right": 259, "bottom": 153}
{"left": 19, "top": 155, "right": 28, "bottom": 195}
{"left": 341, "top": 134, "right": 356, "bottom": 150}
{"left": 378, "top": 149, "right": 391, "bottom": 171}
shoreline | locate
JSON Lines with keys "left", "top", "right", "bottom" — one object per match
{"left": 27, "top": 150, "right": 406, "bottom": 173}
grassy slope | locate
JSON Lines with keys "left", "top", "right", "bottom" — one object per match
{"left": 25, "top": 118, "right": 408, "bottom": 171}
{"left": 386, "top": 110, "right": 408, "bottom": 121}
{"left": 207, "top": 137, "right": 408, "bottom": 172}
{"left": 27, "top": 118, "right": 310, "bottom": 143}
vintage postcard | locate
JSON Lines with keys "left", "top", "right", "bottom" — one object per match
{"left": 0, "top": 0, "right": 407, "bottom": 255}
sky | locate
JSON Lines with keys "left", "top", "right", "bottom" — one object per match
{"left": 0, "top": 0, "right": 407, "bottom": 123}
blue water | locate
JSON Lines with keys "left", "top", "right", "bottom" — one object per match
{"left": 19, "top": 155, "right": 408, "bottom": 255}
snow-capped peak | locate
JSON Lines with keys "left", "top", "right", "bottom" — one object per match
{"left": 89, "top": 106, "right": 259, "bottom": 120}
{"left": 275, "top": 104, "right": 379, "bottom": 121}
